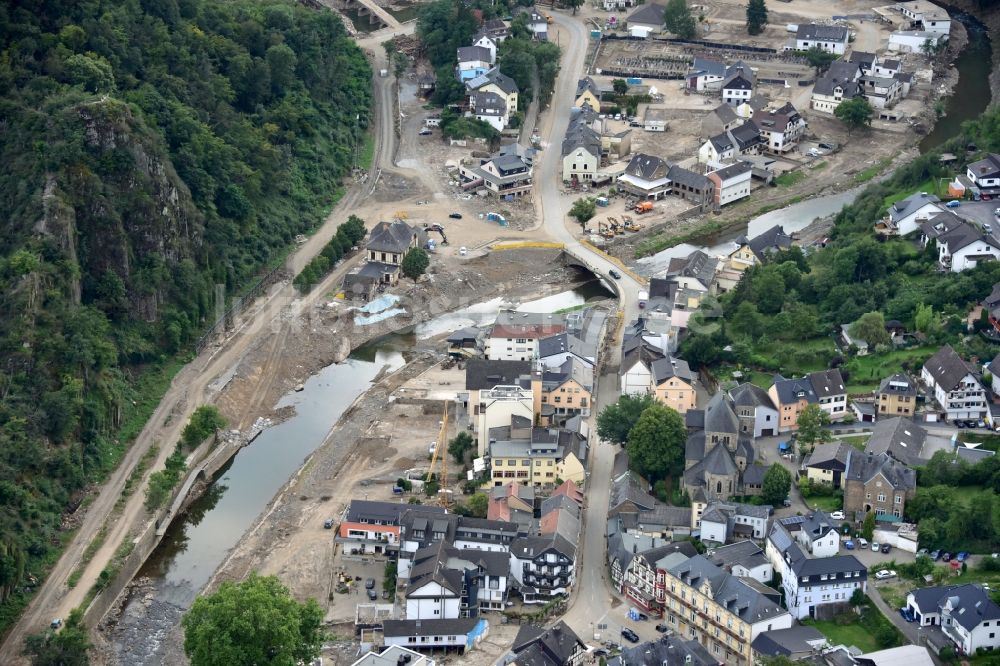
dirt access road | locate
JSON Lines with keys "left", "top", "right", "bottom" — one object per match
{"left": 0, "top": 29, "right": 407, "bottom": 666}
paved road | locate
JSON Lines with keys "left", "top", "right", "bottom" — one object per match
{"left": 0, "top": 29, "right": 405, "bottom": 665}
{"left": 536, "top": 10, "right": 646, "bottom": 646}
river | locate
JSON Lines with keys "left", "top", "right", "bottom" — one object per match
{"left": 108, "top": 280, "right": 612, "bottom": 663}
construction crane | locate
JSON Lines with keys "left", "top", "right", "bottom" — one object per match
{"left": 425, "top": 401, "right": 451, "bottom": 508}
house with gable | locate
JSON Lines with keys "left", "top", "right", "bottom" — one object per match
{"left": 471, "top": 31, "right": 498, "bottom": 62}
{"left": 651, "top": 355, "right": 697, "bottom": 414}
{"left": 728, "top": 383, "right": 779, "bottom": 438}
{"left": 617, "top": 153, "right": 671, "bottom": 200}
{"left": 766, "top": 521, "right": 867, "bottom": 620}
{"left": 707, "top": 161, "right": 753, "bottom": 207}
{"left": 561, "top": 120, "right": 602, "bottom": 183}
{"left": 921, "top": 344, "right": 987, "bottom": 421}
{"left": 698, "top": 123, "right": 762, "bottom": 164}
{"left": 696, "top": 501, "right": 771, "bottom": 544}
{"left": 615, "top": 634, "right": 719, "bottom": 666}
{"left": 768, "top": 375, "right": 818, "bottom": 432}
{"left": 626, "top": 3, "right": 667, "bottom": 35}
{"left": 878, "top": 192, "right": 943, "bottom": 236}
{"left": 790, "top": 511, "right": 841, "bottom": 557}
{"left": 967, "top": 153, "right": 1000, "bottom": 198}
{"left": 459, "top": 150, "right": 532, "bottom": 196}
{"left": 791, "top": 24, "right": 849, "bottom": 54}
{"left": 843, "top": 449, "right": 917, "bottom": 519}
{"left": 877, "top": 373, "right": 918, "bottom": 418}
{"left": 508, "top": 621, "right": 587, "bottom": 666}
{"left": 466, "top": 68, "right": 519, "bottom": 116}
{"left": 508, "top": 531, "right": 577, "bottom": 603}
{"left": 722, "top": 61, "right": 756, "bottom": 106}
{"left": 701, "top": 103, "right": 741, "bottom": 137}
{"left": 811, "top": 61, "right": 863, "bottom": 114}
{"left": 804, "top": 442, "right": 851, "bottom": 489}
{"left": 905, "top": 584, "right": 1000, "bottom": 655}
{"left": 809, "top": 368, "right": 848, "bottom": 421}
{"left": 574, "top": 77, "right": 601, "bottom": 111}
{"left": 356, "top": 219, "right": 427, "bottom": 287}
{"left": 687, "top": 57, "right": 728, "bottom": 91}
{"left": 751, "top": 102, "right": 807, "bottom": 154}
{"left": 865, "top": 416, "right": 930, "bottom": 467}
{"left": 667, "top": 164, "right": 714, "bottom": 207}
{"left": 934, "top": 220, "right": 1000, "bottom": 272}
{"left": 707, "top": 540, "right": 773, "bottom": 584}
{"left": 623, "top": 541, "right": 697, "bottom": 615}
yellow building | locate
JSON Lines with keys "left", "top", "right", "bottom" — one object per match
{"left": 726, "top": 240, "right": 757, "bottom": 272}
{"left": 662, "top": 557, "right": 792, "bottom": 665}
{"left": 540, "top": 376, "right": 592, "bottom": 417}
{"left": 574, "top": 76, "right": 601, "bottom": 111}
{"left": 651, "top": 356, "right": 697, "bottom": 414}
{"left": 489, "top": 418, "right": 588, "bottom": 488}
{"left": 875, "top": 373, "right": 917, "bottom": 418}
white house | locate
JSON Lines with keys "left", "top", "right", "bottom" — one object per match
{"left": 885, "top": 192, "right": 943, "bottom": 236}
{"left": 707, "top": 161, "right": 752, "bottom": 207}
{"left": 476, "top": 386, "right": 535, "bottom": 457}
{"left": 906, "top": 584, "right": 1000, "bottom": 655}
{"left": 707, "top": 541, "right": 773, "bottom": 584}
{"left": 471, "top": 33, "right": 498, "bottom": 62}
{"left": 381, "top": 618, "right": 486, "bottom": 652}
{"left": 406, "top": 575, "right": 463, "bottom": 620}
{"left": 729, "top": 383, "right": 779, "bottom": 438}
{"left": 752, "top": 102, "right": 807, "bottom": 154}
{"left": 768, "top": 522, "right": 867, "bottom": 620}
{"left": 695, "top": 502, "right": 771, "bottom": 544}
{"left": 467, "top": 91, "right": 509, "bottom": 132}
{"left": 617, "top": 153, "right": 671, "bottom": 200}
{"left": 809, "top": 369, "right": 848, "bottom": 422}
{"left": 699, "top": 133, "right": 735, "bottom": 164}
{"left": 793, "top": 512, "right": 841, "bottom": 558}
{"left": 898, "top": 0, "right": 952, "bottom": 36}
{"left": 861, "top": 75, "right": 903, "bottom": 109}
{"left": 810, "top": 61, "right": 863, "bottom": 114}
{"left": 686, "top": 57, "right": 727, "bottom": 91}
{"left": 792, "top": 24, "right": 849, "bottom": 54}
{"left": 561, "top": 124, "right": 602, "bottom": 183}
{"left": 967, "top": 153, "right": 1000, "bottom": 195}
{"left": 508, "top": 534, "right": 577, "bottom": 603}
{"left": 888, "top": 30, "right": 941, "bottom": 53}
{"left": 722, "top": 62, "right": 755, "bottom": 106}
{"left": 935, "top": 222, "right": 1000, "bottom": 273}
{"left": 459, "top": 151, "right": 533, "bottom": 197}
{"left": 621, "top": 342, "right": 662, "bottom": 395}
{"left": 921, "top": 345, "right": 987, "bottom": 421}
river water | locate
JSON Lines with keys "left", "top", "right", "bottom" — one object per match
{"left": 109, "top": 281, "right": 612, "bottom": 663}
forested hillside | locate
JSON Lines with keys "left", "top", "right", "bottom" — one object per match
{"left": 0, "top": 0, "right": 370, "bottom": 625}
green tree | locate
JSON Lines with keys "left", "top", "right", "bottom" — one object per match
{"left": 850, "top": 587, "right": 867, "bottom": 608}
{"left": 182, "top": 573, "right": 324, "bottom": 666}
{"left": 383, "top": 561, "right": 397, "bottom": 594}
{"left": 800, "top": 47, "right": 838, "bottom": 74}
{"left": 569, "top": 197, "right": 596, "bottom": 224}
{"left": 401, "top": 248, "right": 430, "bottom": 281}
{"left": 834, "top": 97, "right": 874, "bottom": 132}
{"left": 761, "top": 464, "right": 792, "bottom": 506}
{"left": 24, "top": 608, "right": 90, "bottom": 666}
{"left": 448, "top": 431, "right": 475, "bottom": 465}
{"left": 466, "top": 492, "right": 489, "bottom": 518}
{"left": 626, "top": 403, "right": 687, "bottom": 482}
{"left": 796, "top": 404, "right": 830, "bottom": 452}
{"left": 181, "top": 406, "right": 227, "bottom": 450}
{"left": 745, "top": 0, "right": 768, "bottom": 35}
{"left": 760, "top": 657, "right": 796, "bottom": 666}
{"left": 753, "top": 270, "right": 786, "bottom": 315}
{"left": 731, "top": 301, "right": 765, "bottom": 340}
{"left": 597, "top": 393, "right": 655, "bottom": 445}
{"left": 566, "top": 0, "right": 585, "bottom": 14}
{"left": 850, "top": 311, "right": 891, "bottom": 349}
{"left": 914, "top": 303, "right": 941, "bottom": 336}
{"left": 664, "top": 0, "right": 697, "bottom": 38}
{"left": 612, "top": 79, "right": 629, "bottom": 95}
{"left": 862, "top": 511, "right": 876, "bottom": 542}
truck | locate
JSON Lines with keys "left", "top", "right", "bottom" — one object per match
{"left": 638, "top": 290, "right": 648, "bottom": 308}
{"left": 634, "top": 201, "right": 653, "bottom": 214}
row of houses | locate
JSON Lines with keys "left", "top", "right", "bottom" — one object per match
{"left": 811, "top": 50, "right": 915, "bottom": 115}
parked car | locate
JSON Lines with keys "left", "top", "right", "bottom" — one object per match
{"left": 858, "top": 538, "right": 869, "bottom": 548}
{"left": 365, "top": 578, "right": 376, "bottom": 589}
{"left": 844, "top": 540, "right": 855, "bottom": 550}
{"left": 323, "top": 519, "right": 334, "bottom": 529}
{"left": 994, "top": 207, "right": 1000, "bottom": 217}
{"left": 609, "top": 269, "right": 622, "bottom": 279}
{"left": 449, "top": 212, "right": 463, "bottom": 219}
{"left": 930, "top": 549, "right": 941, "bottom": 560}
{"left": 985, "top": 224, "right": 993, "bottom": 234}
{"left": 783, "top": 497, "right": 792, "bottom": 507}
{"left": 418, "top": 128, "right": 432, "bottom": 136}
{"left": 459, "top": 246, "right": 468, "bottom": 256}
{"left": 830, "top": 511, "right": 845, "bottom": 520}
{"left": 636, "top": 612, "right": 649, "bottom": 621}
{"left": 942, "top": 552, "right": 952, "bottom": 562}
{"left": 957, "top": 551, "right": 970, "bottom": 562}
{"left": 881, "top": 543, "right": 892, "bottom": 554}
{"left": 367, "top": 588, "right": 378, "bottom": 601}
{"left": 871, "top": 542, "right": 880, "bottom": 551}
{"left": 50, "top": 618, "right": 62, "bottom": 630}
{"left": 655, "top": 624, "right": 668, "bottom": 633}
{"left": 875, "top": 569, "right": 897, "bottom": 580}
{"left": 899, "top": 607, "right": 916, "bottom": 622}
{"left": 946, "top": 200, "right": 962, "bottom": 208}
{"left": 621, "top": 628, "right": 640, "bottom": 643}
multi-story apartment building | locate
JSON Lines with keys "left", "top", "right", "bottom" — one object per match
{"left": 623, "top": 542, "right": 697, "bottom": 616}
{"left": 921, "top": 345, "right": 988, "bottom": 421}
{"left": 337, "top": 500, "right": 444, "bottom": 556}
{"left": 508, "top": 533, "right": 577, "bottom": 603}
{"left": 876, "top": 373, "right": 917, "bottom": 418}
{"left": 662, "top": 555, "right": 792, "bottom": 664}
{"left": 843, "top": 450, "right": 917, "bottom": 520}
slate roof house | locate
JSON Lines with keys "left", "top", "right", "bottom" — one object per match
{"left": 803, "top": 442, "right": 851, "bottom": 489}
{"left": 906, "top": 584, "right": 1000, "bottom": 655}
{"left": 843, "top": 449, "right": 917, "bottom": 520}
{"left": 792, "top": 23, "right": 849, "bottom": 54}
{"left": 751, "top": 626, "right": 827, "bottom": 661}
{"left": 508, "top": 532, "right": 578, "bottom": 603}
{"left": 610, "top": 634, "right": 719, "bottom": 666}
{"left": 617, "top": 153, "right": 671, "bottom": 200}
{"left": 865, "top": 416, "right": 928, "bottom": 467}
{"left": 509, "top": 621, "right": 587, "bottom": 666}
{"left": 921, "top": 344, "right": 987, "bottom": 421}
{"left": 356, "top": 219, "right": 426, "bottom": 287}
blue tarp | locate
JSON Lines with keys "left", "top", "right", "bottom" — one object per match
{"left": 778, "top": 441, "right": 791, "bottom": 452}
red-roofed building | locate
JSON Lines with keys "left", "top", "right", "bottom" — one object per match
{"left": 551, "top": 479, "right": 584, "bottom": 506}
{"left": 487, "top": 311, "right": 567, "bottom": 361}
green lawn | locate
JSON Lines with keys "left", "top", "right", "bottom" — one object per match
{"left": 854, "top": 157, "right": 894, "bottom": 184}
{"left": 843, "top": 346, "right": 937, "bottom": 393}
{"left": 806, "top": 495, "right": 843, "bottom": 512}
{"left": 775, "top": 169, "right": 807, "bottom": 187}
{"left": 837, "top": 435, "right": 870, "bottom": 451}
{"left": 804, "top": 619, "right": 880, "bottom": 653}
{"left": 882, "top": 179, "right": 939, "bottom": 211}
